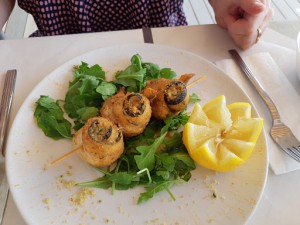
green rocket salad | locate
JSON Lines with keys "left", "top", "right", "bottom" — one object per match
{"left": 34, "top": 54, "right": 200, "bottom": 204}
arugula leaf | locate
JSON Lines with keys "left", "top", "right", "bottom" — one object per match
{"left": 34, "top": 96, "right": 72, "bottom": 140}
{"left": 114, "top": 54, "right": 177, "bottom": 92}
{"left": 142, "top": 63, "right": 160, "bottom": 80}
{"left": 74, "top": 61, "right": 105, "bottom": 79}
{"left": 155, "top": 171, "right": 170, "bottom": 180}
{"left": 137, "top": 180, "right": 179, "bottom": 204}
{"left": 76, "top": 107, "right": 99, "bottom": 122}
{"left": 172, "top": 152, "right": 196, "bottom": 170}
{"left": 77, "top": 171, "right": 140, "bottom": 191}
{"left": 163, "top": 132, "right": 183, "bottom": 149}
{"left": 108, "top": 172, "right": 139, "bottom": 185}
{"left": 155, "top": 153, "right": 176, "bottom": 172}
{"left": 76, "top": 177, "right": 112, "bottom": 189}
{"left": 64, "top": 62, "right": 113, "bottom": 127}
{"left": 161, "top": 112, "right": 189, "bottom": 134}
{"left": 160, "top": 68, "right": 177, "bottom": 79}
{"left": 64, "top": 76, "right": 102, "bottom": 120}
{"left": 134, "top": 132, "right": 167, "bottom": 171}
{"left": 131, "top": 54, "right": 143, "bottom": 70}
{"left": 95, "top": 81, "right": 117, "bottom": 100}
{"left": 115, "top": 67, "right": 146, "bottom": 83}
{"left": 189, "top": 93, "right": 201, "bottom": 103}
{"left": 177, "top": 169, "right": 192, "bottom": 182}
{"left": 113, "top": 77, "right": 138, "bottom": 92}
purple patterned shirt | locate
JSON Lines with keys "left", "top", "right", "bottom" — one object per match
{"left": 18, "top": 0, "right": 187, "bottom": 37}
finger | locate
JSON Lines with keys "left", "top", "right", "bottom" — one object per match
{"left": 241, "top": 0, "right": 267, "bottom": 15}
{"left": 259, "top": 6, "right": 274, "bottom": 33}
{"left": 228, "top": 7, "right": 273, "bottom": 49}
{"left": 228, "top": 21, "right": 258, "bottom": 50}
{"left": 223, "top": 1, "right": 267, "bottom": 29}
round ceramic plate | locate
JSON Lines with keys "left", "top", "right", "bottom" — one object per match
{"left": 6, "top": 43, "right": 268, "bottom": 225}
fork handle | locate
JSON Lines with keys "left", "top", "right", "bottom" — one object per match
{"left": 0, "top": 70, "right": 17, "bottom": 156}
{"left": 228, "top": 50, "right": 281, "bottom": 123}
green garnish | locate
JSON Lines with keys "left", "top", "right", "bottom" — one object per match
{"left": 189, "top": 93, "right": 201, "bottom": 103}
{"left": 134, "top": 132, "right": 167, "bottom": 171}
{"left": 34, "top": 96, "right": 72, "bottom": 140}
{"left": 114, "top": 54, "right": 176, "bottom": 92}
{"left": 34, "top": 54, "right": 200, "bottom": 203}
{"left": 64, "top": 62, "right": 111, "bottom": 129}
{"left": 77, "top": 114, "right": 196, "bottom": 203}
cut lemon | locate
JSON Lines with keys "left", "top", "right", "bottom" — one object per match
{"left": 227, "top": 102, "right": 251, "bottom": 122}
{"left": 183, "top": 122, "right": 219, "bottom": 151}
{"left": 202, "top": 95, "right": 232, "bottom": 131}
{"left": 225, "top": 118, "right": 263, "bottom": 143}
{"left": 183, "top": 95, "right": 263, "bottom": 172}
{"left": 188, "top": 103, "right": 209, "bottom": 126}
{"left": 187, "top": 103, "right": 221, "bottom": 130}
{"left": 222, "top": 138, "right": 255, "bottom": 160}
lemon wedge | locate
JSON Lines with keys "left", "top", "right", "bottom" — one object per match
{"left": 183, "top": 95, "right": 263, "bottom": 172}
{"left": 227, "top": 102, "right": 251, "bottom": 122}
{"left": 202, "top": 95, "right": 232, "bottom": 131}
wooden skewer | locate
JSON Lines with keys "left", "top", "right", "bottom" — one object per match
{"left": 186, "top": 75, "right": 207, "bottom": 88}
{"left": 50, "top": 145, "right": 82, "bottom": 166}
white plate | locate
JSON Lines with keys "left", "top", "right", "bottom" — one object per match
{"left": 297, "top": 31, "right": 300, "bottom": 80}
{"left": 6, "top": 43, "right": 268, "bottom": 225}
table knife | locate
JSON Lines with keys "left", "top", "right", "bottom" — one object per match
{"left": 0, "top": 70, "right": 17, "bottom": 225}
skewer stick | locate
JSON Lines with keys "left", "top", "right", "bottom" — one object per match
{"left": 186, "top": 75, "right": 207, "bottom": 88}
{"left": 50, "top": 145, "right": 82, "bottom": 166}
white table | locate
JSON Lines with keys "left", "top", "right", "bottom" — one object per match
{"left": 1, "top": 24, "right": 299, "bottom": 225}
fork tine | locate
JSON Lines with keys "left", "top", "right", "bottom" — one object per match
{"left": 293, "top": 146, "right": 300, "bottom": 151}
{"left": 293, "top": 146, "right": 300, "bottom": 154}
{"left": 288, "top": 147, "right": 300, "bottom": 158}
{"left": 284, "top": 148, "right": 300, "bottom": 162}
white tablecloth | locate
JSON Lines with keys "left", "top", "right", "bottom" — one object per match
{"left": 1, "top": 24, "right": 300, "bottom": 225}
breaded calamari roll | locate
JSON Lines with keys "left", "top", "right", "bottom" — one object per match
{"left": 72, "top": 117, "right": 124, "bottom": 167}
{"left": 100, "top": 88, "right": 152, "bottom": 137}
{"left": 142, "top": 73, "right": 195, "bottom": 120}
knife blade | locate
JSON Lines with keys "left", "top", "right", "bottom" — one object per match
{"left": 0, "top": 69, "right": 17, "bottom": 225}
{"left": 0, "top": 161, "right": 9, "bottom": 225}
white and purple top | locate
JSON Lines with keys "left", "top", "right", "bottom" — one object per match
{"left": 18, "top": 0, "right": 187, "bottom": 37}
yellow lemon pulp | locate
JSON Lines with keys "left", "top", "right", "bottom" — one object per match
{"left": 227, "top": 102, "right": 251, "bottom": 122}
{"left": 183, "top": 95, "right": 263, "bottom": 172}
{"left": 202, "top": 95, "right": 232, "bottom": 131}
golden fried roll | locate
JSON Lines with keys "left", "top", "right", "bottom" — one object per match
{"left": 142, "top": 74, "right": 195, "bottom": 120}
{"left": 100, "top": 88, "right": 152, "bottom": 137}
{"left": 178, "top": 73, "right": 195, "bottom": 84}
{"left": 164, "top": 80, "right": 189, "bottom": 112}
{"left": 72, "top": 117, "right": 124, "bottom": 167}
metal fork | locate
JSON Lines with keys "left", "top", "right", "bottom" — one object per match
{"left": 0, "top": 70, "right": 17, "bottom": 224}
{"left": 228, "top": 49, "right": 300, "bottom": 163}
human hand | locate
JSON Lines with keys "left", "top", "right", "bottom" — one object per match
{"left": 209, "top": 0, "right": 274, "bottom": 50}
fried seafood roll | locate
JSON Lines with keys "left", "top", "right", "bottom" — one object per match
{"left": 100, "top": 88, "right": 152, "bottom": 137}
{"left": 164, "top": 80, "right": 189, "bottom": 112}
{"left": 142, "top": 74, "right": 195, "bottom": 120}
{"left": 72, "top": 117, "right": 124, "bottom": 167}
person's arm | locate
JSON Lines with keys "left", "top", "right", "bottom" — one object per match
{"left": 209, "top": 0, "right": 273, "bottom": 50}
{"left": 0, "top": 0, "right": 16, "bottom": 30}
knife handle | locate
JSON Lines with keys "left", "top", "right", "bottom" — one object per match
{"left": 0, "top": 70, "right": 17, "bottom": 156}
